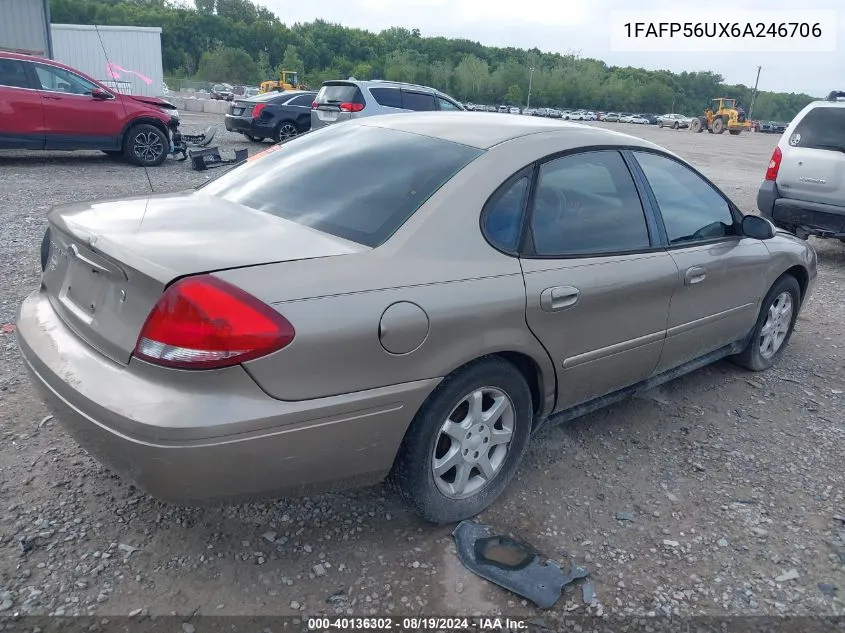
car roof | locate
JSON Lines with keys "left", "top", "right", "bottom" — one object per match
{"left": 353, "top": 111, "right": 666, "bottom": 150}
{"left": 325, "top": 78, "right": 456, "bottom": 100}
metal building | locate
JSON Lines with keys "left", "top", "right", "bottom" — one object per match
{"left": 50, "top": 24, "right": 164, "bottom": 97}
{"left": 0, "top": 0, "right": 53, "bottom": 56}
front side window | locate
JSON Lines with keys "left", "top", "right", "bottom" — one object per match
{"left": 200, "top": 124, "right": 483, "bottom": 247}
{"left": 529, "top": 150, "right": 651, "bottom": 256}
{"left": 438, "top": 97, "right": 461, "bottom": 111}
{"left": 34, "top": 64, "right": 99, "bottom": 95}
{"left": 634, "top": 151, "right": 736, "bottom": 245}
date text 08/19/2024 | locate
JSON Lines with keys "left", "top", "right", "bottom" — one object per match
{"left": 307, "top": 617, "right": 529, "bottom": 631}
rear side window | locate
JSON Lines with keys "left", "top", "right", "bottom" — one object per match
{"left": 370, "top": 87, "right": 402, "bottom": 108}
{"left": 0, "top": 59, "right": 31, "bottom": 89}
{"left": 483, "top": 175, "right": 529, "bottom": 253}
{"left": 402, "top": 91, "right": 436, "bottom": 111}
{"left": 315, "top": 83, "right": 364, "bottom": 106}
{"left": 200, "top": 125, "right": 483, "bottom": 247}
{"left": 790, "top": 107, "right": 845, "bottom": 151}
{"left": 286, "top": 93, "right": 315, "bottom": 107}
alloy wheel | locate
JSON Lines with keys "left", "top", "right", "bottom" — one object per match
{"left": 431, "top": 387, "right": 515, "bottom": 499}
{"left": 132, "top": 131, "right": 165, "bottom": 164}
{"left": 759, "top": 291, "right": 793, "bottom": 359}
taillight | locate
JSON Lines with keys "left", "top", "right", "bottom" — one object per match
{"left": 339, "top": 102, "right": 364, "bottom": 112}
{"left": 133, "top": 275, "right": 295, "bottom": 370}
{"left": 765, "top": 146, "right": 782, "bottom": 181}
{"left": 251, "top": 103, "right": 266, "bottom": 118}
{"left": 311, "top": 100, "right": 318, "bottom": 109}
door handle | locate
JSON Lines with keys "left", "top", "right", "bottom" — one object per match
{"left": 42, "top": 95, "right": 61, "bottom": 100}
{"left": 540, "top": 286, "right": 580, "bottom": 312}
{"left": 684, "top": 266, "right": 707, "bottom": 286}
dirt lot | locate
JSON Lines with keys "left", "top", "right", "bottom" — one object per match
{"left": 0, "top": 115, "right": 843, "bottom": 622}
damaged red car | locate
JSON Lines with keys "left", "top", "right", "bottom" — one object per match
{"left": 0, "top": 51, "right": 180, "bottom": 167}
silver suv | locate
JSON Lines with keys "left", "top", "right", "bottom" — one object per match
{"left": 757, "top": 90, "right": 845, "bottom": 241}
{"left": 311, "top": 79, "right": 464, "bottom": 130}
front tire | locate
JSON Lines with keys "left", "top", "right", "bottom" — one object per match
{"left": 124, "top": 124, "right": 168, "bottom": 167}
{"left": 389, "top": 357, "right": 533, "bottom": 524}
{"left": 730, "top": 275, "right": 801, "bottom": 372}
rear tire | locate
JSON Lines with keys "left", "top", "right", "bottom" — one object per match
{"left": 730, "top": 275, "right": 801, "bottom": 372}
{"left": 389, "top": 357, "right": 533, "bottom": 524}
{"left": 274, "top": 121, "right": 299, "bottom": 143}
{"left": 123, "top": 124, "right": 168, "bottom": 167}
{"left": 690, "top": 118, "right": 703, "bottom": 133}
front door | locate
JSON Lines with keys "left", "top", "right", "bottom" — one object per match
{"left": 0, "top": 58, "right": 44, "bottom": 149}
{"left": 519, "top": 150, "right": 677, "bottom": 410}
{"left": 32, "top": 62, "right": 124, "bottom": 150}
{"left": 631, "top": 150, "right": 772, "bottom": 373}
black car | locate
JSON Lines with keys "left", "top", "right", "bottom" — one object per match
{"left": 224, "top": 90, "right": 317, "bottom": 143}
{"left": 642, "top": 113, "right": 660, "bottom": 125}
{"left": 211, "top": 83, "right": 234, "bottom": 101}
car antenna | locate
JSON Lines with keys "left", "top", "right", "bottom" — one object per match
{"left": 93, "top": 25, "right": 155, "bottom": 195}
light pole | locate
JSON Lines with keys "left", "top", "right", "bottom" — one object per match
{"left": 526, "top": 67, "right": 534, "bottom": 109}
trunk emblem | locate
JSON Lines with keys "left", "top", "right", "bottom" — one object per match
{"left": 798, "top": 176, "right": 826, "bottom": 184}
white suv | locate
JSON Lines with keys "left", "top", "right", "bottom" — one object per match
{"left": 757, "top": 91, "right": 845, "bottom": 241}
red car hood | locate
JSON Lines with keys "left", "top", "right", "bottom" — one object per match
{"left": 127, "top": 95, "right": 176, "bottom": 110}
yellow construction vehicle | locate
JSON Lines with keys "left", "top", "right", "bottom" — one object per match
{"left": 689, "top": 98, "right": 753, "bottom": 135}
{"left": 260, "top": 70, "right": 306, "bottom": 94}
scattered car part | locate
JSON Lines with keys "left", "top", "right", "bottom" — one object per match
{"left": 182, "top": 126, "right": 217, "bottom": 147}
{"left": 188, "top": 147, "right": 248, "bottom": 171}
{"left": 452, "top": 520, "right": 589, "bottom": 609}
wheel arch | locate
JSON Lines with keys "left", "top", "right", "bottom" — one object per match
{"left": 121, "top": 117, "right": 170, "bottom": 150}
{"left": 782, "top": 265, "right": 809, "bottom": 302}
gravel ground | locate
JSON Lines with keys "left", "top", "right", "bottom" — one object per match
{"left": 0, "top": 114, "right": 843, "bottom": 623}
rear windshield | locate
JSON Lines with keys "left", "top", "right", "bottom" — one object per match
{"left": 199, "top": 124, "right": 483, "bottom": 247}
{"left": 792, "top": 107, "right": 845, "bottom": 151}
{"left": 315, "top": 83, "right": 364, "bottom": 105}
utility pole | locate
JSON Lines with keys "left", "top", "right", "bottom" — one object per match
{"left": 526, "top": 67, "right": 534, "bottom": 109}
{"left": 748, "top": 65, "right": 762, "bottom": 119}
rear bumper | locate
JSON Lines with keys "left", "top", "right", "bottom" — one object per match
{"left": 16, "top": 290, "right": 438, "bottom": 503}
{"left": 758, "top": 180, "right": 845, "bottom": 237}
{"left": 223, "top": 115, "right": 253, "bottom": 134}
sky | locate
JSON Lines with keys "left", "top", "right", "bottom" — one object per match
{"left": 256, "top": 0, "right": 843, "bottom": 97}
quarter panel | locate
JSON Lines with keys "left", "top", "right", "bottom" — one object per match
{"left": 242, "top": 272, "right": 554, "bottom": 404}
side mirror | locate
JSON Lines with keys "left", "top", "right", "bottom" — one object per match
{"left": 91, "top": 88, "right": 113, "bottom": 100}
{"left": 741, "top": 214, "right": 776, "bottom": 240}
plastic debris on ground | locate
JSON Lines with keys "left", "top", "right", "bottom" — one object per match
{"left": 452, "top": 520, "right": 589, "bottom": 609}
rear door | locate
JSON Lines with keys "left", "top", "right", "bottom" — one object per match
{"left": 0, "top": 57, "right": 44, "bottom": 149}
{"left": 515, "top": 150, "right": 677, "bottom": 411}
{"left": 312, "top": 82, "right": 366, "bottom": 127}
{"left": 33, "top": 62, "right": 124, "bottom": 150}
{"left": 777, "top": 105, "right": 845, "bottom": 207}
{"left": 282, "top": 92, "right": 318, "bottom": 129}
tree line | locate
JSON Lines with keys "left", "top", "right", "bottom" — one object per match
{"left": 49, "top": 0, "right": 815, "bottom": 121}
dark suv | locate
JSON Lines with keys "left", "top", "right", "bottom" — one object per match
{"left": 0, "top": 51, "right": 180, "bottom": 166}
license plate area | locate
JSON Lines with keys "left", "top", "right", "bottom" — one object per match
{"left": 59, "top": 259, "right": 107, "bottom": 323}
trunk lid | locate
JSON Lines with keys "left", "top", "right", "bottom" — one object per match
{"left": 42, "top": 192, "right": 367, "bottom": 364}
